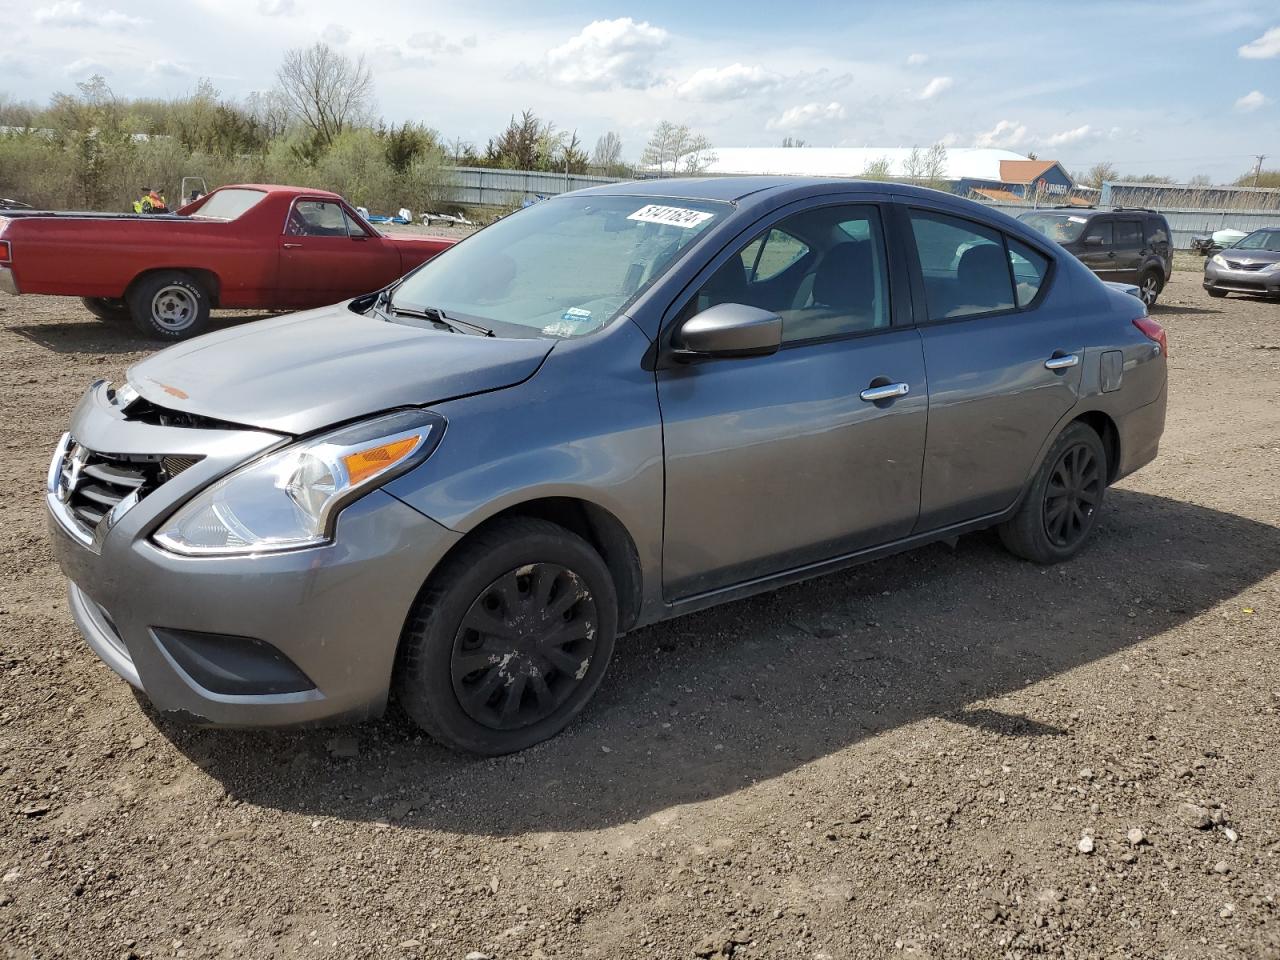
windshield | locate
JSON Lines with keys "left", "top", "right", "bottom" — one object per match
{"left": 1233, "top": 229, "right": 1280, "bottom": 252}
{"left": 190, "top": 188, "right": 267, "bottom": 221}
{"left": 1019, "top": 212, "right": 1090, "bottom": 244}
{"left": 388, "top": 195, "right": 728, "bottom": 338}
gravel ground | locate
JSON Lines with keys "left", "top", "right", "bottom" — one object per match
{"left": 0, "top": 273, "right": 1277, "bottom": 960}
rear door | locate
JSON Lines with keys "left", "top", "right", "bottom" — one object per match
{"left": 277, "top": 199, "right": 402, "bottom": 307}
{"left": 1112, "top": 219, "right": 1144, "bottom": 283}
{"left": 900, "top": 203, "right": 1083, "bottom": 530}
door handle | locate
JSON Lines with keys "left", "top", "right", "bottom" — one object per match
{"left": 859, "top": 382, "right": 910, "bottom": 402}
{"left": 1044, "top": 354, "right": 1079, "bottom": 370}
{"left": 282, "top": 242, "right": 302, "bottom": 249}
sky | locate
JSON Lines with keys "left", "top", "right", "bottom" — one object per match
{"left": 1, "top": 0, "right": 1277, "bottom": 183}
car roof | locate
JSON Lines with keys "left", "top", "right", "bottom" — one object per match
{"left": 218, "top": 184, "right": 343, "bottom": 200}
{"left": 574, "top": 175, "right": 956, "bottom": 203}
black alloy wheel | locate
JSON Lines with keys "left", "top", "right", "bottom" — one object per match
{"left": 1042, "top": 441, "right": 1103, "bottom": 549}
{"left": 451, "top": 563, "right": 600, "bottom": 731}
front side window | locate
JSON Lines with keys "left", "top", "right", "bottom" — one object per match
{"left": 690, "top": 204, "right": 890, "bottom": 343}
{"left": 909, "top": 210, "right": 1014, "bottom": 319}
{"left": 390, "top": 195, "right": 727, "bottom": 339}
{"left": 1019, "top": 212, "right": 1089, "bottom": 244}
{"left": 1084, "top": 221, "right": 1114, "bottom": 246}
{"left": 288, "top": 201, "right": 351, "bottom": 238}
{"left": 1114, "top": 221, "right": 1142, "bottom": 249}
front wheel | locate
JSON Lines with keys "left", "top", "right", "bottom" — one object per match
{"left": 80, "top": 297, "right": 130, "bottom": 322}
{"left": 1206, "top": 288, "right": 1228, "bottom": 299}
{"left": 127, "top": 271, "right": 211, "bottom": 341}
{"left": 999, "top": 422, "right": 1107, "bottom": 564}
{"left": 395, "top": 518, "right": 618, "bottom": 755}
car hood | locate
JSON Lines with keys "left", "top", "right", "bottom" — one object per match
{"left": 126, "top": 302, "right": 554, "bottom": 435}
{"left": 1217, "top": 248, "right": 1280, "bottom": 265}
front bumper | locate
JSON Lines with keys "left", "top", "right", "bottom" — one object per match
{"left": 0, "top": 265, "right": 17, "bottom": 296}
{"left": 1203, "top": 264, "right": 1280, "bottom": 296}
{"left": 48, "top": 382, "right": 461, "bottom": 726}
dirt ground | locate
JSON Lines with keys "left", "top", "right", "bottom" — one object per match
{"left": 0, "top": 272, "right": 1277, "bottom": 960}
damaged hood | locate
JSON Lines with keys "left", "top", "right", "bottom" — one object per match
{"left": 127, "top": 302, "right": 554, "bottom": 435}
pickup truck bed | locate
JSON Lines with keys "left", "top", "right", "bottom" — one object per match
{"left": 0, "top": 184, "right": 456, "bottom": 340}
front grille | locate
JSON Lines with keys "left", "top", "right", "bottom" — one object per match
{"left": 56, "top": 441, "right": 203, "bottom": 533}
{"left": 1225, "top": 260, "right": 1267, "bottom": 272}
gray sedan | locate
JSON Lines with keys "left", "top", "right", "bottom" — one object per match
{"left": 47, "top": 177, "right": 1168, "bottom": 754}
{"left": 1203, "top": 226, "right": 1280, "bottom": 298}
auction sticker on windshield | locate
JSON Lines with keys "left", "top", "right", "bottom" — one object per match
{"left": 627, "top": 205, "right": 715, "bottom": 229}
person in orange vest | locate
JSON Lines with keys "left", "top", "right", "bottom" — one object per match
{"left": 133, "top": 187, "right": 169, "bottom": 214}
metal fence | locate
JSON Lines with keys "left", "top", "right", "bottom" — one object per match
{"left": 446, "top": 166, "right": 625, "bottom": 207}
{"left": 977, "top": 201, "right": 1279, "bottom": 250}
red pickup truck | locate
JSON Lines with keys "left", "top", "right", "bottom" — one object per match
{"left": 0, "top": 185, "right": 456, "bottom": 340}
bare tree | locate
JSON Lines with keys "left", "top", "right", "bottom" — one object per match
{"left": 1084, "top": 161, "right": 1118, "bottom": 189}
{"left": 680, "top": 134, "right": 717, "bottom": 174}
{"left": 275, "top": 42, "right": 375, "bottom": 147}
{"left": 642, "top": 121, "right": 716, "bottom": 176}
{"left": 861, "top": 157, "right": 893, "bottom": 181}
{"left": 780, "top": 137, "right": 808, "bottom": 148}
{"left": 592, "top": 131, "right": 623, "bottom": 171}
{"left": 921, "top": 142, "right": 948, "bottom": 189}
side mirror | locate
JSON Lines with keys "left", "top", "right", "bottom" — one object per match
{"left": 1083, "top": 235, "right": 1104, "bottom": 246}
{"left": 673, "top": 303, "right": 783, "bottom": 361}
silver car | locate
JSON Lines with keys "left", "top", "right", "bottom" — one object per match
{"left": 47, "top": 178, "right": 1169, "bottom": 754}
{"left": 1203, "top": 226, "right": 1280, "bottom": 299}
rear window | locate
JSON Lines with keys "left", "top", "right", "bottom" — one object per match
{"left": 189, "top": 189, "right": 266, "bottom": 221}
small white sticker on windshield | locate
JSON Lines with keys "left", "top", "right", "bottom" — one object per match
{"left": 627, "top": 204, "right": 714, "bottom": 229}
{"left": 1068, "top": 216, "right": 1087, "bottom": 223}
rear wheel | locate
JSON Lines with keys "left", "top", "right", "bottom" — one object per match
{"left": 127, "top": 271, "right": 211, "bottom": 341}
{"left": 80, "top": 297, "right": 130, "bottom": 322}
{"left": 999, "top": 422, "right": 1107, "bottom": 564}
{"left": 1138, "top": 270, "right": 1163, "bottom": 308}
{"left": 395, "top": 518, "right": 618, "bottom": 755}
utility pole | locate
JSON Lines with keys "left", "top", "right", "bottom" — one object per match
{"left": 1253, "top": 154, "right": 1267, "bottom": 188}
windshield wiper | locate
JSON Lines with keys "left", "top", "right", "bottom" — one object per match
{"left": 389, "top": 301, "right": 494, "bottom": 337}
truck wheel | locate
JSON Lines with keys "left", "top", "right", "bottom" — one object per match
{"left": 127, "top": 271, "right": 210, "bottom": 341}
{"left": 1138, "top": 270, "right": 1162, "bottom": 308}
{"left": 395, "top": 517, "right": 618, "bottom": 755}
{"left": 80, "top": 297, "right": 130, "bottom": 322}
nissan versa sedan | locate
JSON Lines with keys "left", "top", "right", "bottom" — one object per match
{"left": 46, "top": 178, "right": 1168, "bottom": 755}
{"left": 1203, "top": 226, "right": 1280, "bottom": 299}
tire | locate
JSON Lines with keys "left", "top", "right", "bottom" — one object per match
{"left": 999, "top": 422, "right": 1107, "bottom": 565}
{"left": 1207, "top": 289, "right": 1228, "bottom": 299}
{"left": 126, "top": 271, "right": 210, "bottom": 341}
{"left": 80, "top": 297, "right": 130, "bottom": 322}
{"left": 395, "top": 517, "right": 618, "bottom": 755}
{"left": 1138, "top": 270, "right": 1163, "bottom": 308}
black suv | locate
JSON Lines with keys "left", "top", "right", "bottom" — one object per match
{"left": 1018, "top": 208, "right": 1173, "bottom": 307}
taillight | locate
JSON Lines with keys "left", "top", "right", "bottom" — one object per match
{"left": 0, "top": 240, "right": 9, "bottom": 263}
{"left": 1133, "top": 316, "right": 1167, "bottom": 358}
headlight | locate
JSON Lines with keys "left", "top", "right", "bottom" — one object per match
{"left": 154, "top": 409, "right": 445, "bottom": 556}
{"left": 1263, "top": 260, "right": 1280, "bottom": 273}
{"left": 1210, "top": 254, "right": 1227, "bottom": 267}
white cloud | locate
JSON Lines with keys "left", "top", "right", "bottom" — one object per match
{"left": 258, "top": 0, "right": 296, "bottom": 15}
{"left": 321, "top": 23, "right": 351, "bottom": 45}
{"left": 906, "top": 52, "right": 929, "bottom": 66}
{"left": 1044, "top": 124, "right": 1094, "bottom": 146}
{"left": 545, "top": 18, "right": 668, "bottom": 90}
{"left": 408, "top": 31, "right": 477, "bottom": 55}
{"left": 676, "top": 63, "right": 780, "bottom": 101}
{"left": 34, "top": 1, "right": 145, "bottom": 29}
{"left": 974, "top": 119, "right": 1028, "bottom": 148}
{"left": 1235, "top": 89, "right": 1272, "bottom": 112}
{"left": 147, "top": 59, "right": 192, "bottom": 77}
{"left": 1239, "top": 26, "right": 1280, "bottom": 59}
{"left": 918, "top": 76, "right": 953, "bottom": 100}
{"left": 766, "top": 101, "right": 847, "bottom": 131}
{"left": 64, "top": 57, "right": 109, "bottom": 77}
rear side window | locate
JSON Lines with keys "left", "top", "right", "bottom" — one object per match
{"left": 1008, "top": 239, "right": 1050, "bottom": 308}
{"left": 1145, "top": 218, "right": 1169, "bottom": 246}
{"left": 908, "top": 211, "right": 1014, "bottom": 319}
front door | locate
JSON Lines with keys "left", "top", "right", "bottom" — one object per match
{"left": 1111, "top": 219, "right": 1144, "bottom": 283}
{"left": 1078, "top": 219, "right": 1116, "bottom": 277}
{"left": 901, "top": 204, "right": 1083, "bottom": 529}
{"left": 278, "top": 199, "right": 401, "bottom": 307}
{"left": 656, "top": 201, "right": 927, "bottom": 599}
